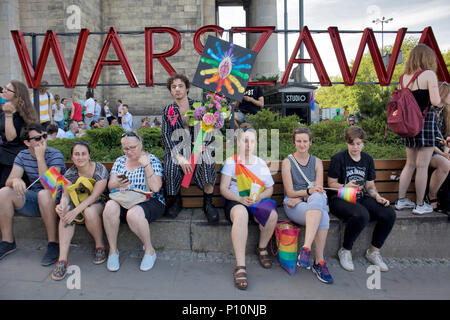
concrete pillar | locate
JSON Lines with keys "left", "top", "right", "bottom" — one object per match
{"left": 246, "top": 0, "right": 278, "bottom": 79}
{"left": 0, "top": 0, "right": 22, "bottom": 85}
{"left": 202, "top": 0, "right": 216, "bottom": 25}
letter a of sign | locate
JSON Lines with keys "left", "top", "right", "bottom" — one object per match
{"left": 280, "top": 26, "right": 331, "bottom": 86}
{"left": 419, "top": 27, "right": 450, "bottom": 83}
{"left": 88, "top": 27, "right": 139, "bottom": 88}
{"left": 10, "top": 29, "right": 90, "bottom": 89}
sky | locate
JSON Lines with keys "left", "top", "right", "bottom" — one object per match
{"left": 218, "top": 0, "right": 450, "bottom": 81}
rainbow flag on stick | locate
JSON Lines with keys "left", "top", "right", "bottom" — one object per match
{"left": 39, "top": 166, "right": 69, "bottom": 201}
{"left": 234, "top": 154, "right": 276, "bottom": 226}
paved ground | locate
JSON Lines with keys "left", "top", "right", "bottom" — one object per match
{"left": 0, "top": 239, "right": 449, "bottom": 300}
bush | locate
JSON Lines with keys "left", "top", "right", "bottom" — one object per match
{"left": 47, "top": 126, "right": 164, "bottom": 162}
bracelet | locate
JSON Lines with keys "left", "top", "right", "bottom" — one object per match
{"left": 306, "top": 188, "right": 311, "bottom": 195}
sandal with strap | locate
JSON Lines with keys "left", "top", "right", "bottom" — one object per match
{"left": 256, "top": 246, "right": 273, "bottom": 269}
{"left": 234, "top": 266, "right": 248, "bottom": 290}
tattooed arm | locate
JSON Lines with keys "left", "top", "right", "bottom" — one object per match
{"left": 365, "top": 180, "right": 390, "bottom": 207}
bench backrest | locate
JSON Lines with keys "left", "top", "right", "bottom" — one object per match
{"left": 66, "top": 159, "right": 413, "bottom": 208}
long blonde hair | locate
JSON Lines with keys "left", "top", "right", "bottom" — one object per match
{"left": 404, "top": 44, "right": 437, "bottom": 74}
{"left": 10, "top": 80, "right": 38, "bottom": 124}
{"left": 54, "top": 94, "right": 62, "bottom": 110}
{"left": 439, "top": 82, "right": 450, "bottom": 137}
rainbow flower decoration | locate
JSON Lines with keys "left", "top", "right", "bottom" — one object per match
{"left": 181, "top": 92, "right": 231, "bottom": 188}
{"left": 185, "top": 92, "right": 231, "bottom": 132}
{"left": 199, "top": 41, "right": 252, "bottom": 96}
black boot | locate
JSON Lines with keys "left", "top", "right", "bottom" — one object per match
{"left": 204, "top": 193, "right": 219, "bottom": 224}
{"left": 166, "top": 194, "right": 182, "bottom": 219}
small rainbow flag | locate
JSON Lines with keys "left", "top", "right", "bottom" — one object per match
{"left": 40, "top": 167, "right": 69, "bottom": 201}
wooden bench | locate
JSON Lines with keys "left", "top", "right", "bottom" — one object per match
{"left": 66, "top": 159, "right": 414, "bottom": 208}
{"left": 180, "top": 159, "right": 415, "bottom": 208}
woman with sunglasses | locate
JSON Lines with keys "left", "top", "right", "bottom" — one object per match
{"left": 103, "top": 131, "right": 165, "bottom": 272}
{"left": 0, "top": 80, "right": 38, "bottom": 187}
{"left": 52, "top": 141, "right": 109, "bottom": 281}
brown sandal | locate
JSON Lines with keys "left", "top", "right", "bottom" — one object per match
{"left": 234, "top": 266, "right": 248, "bottom": 290}
{"left": 256, "top": 246, "right": 273, "bottom": 269}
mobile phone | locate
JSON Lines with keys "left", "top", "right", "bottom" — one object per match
{"left": 118, "top": 174, "right": 128, "bottom": 181}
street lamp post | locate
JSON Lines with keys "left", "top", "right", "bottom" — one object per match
{"left": 372, "top": 16, "right": 393, "bottom": 57}
{"left": 372, "top": 17, "right": 393, "bottom": 91}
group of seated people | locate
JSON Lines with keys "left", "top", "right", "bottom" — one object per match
{"left": 1, "top": 120, "right": 447, "bottom": 290}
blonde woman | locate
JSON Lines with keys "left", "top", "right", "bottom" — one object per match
{"left": 70, "top": 93, "right": 83, "bottom": 122}
{"left": 395, "top": 44, "right": 442, "bottom": 214}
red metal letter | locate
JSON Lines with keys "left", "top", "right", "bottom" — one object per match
{"left": 419, "top": 27, "right": 450, "bottom": 82}
{"left": 230, "top": 26, "right": 275, "bottom": 53}
{"left": 193, "top": 25, "right": 224, "bottom": 55}
{"left": 88, "top": 27, "right": 138, "bottom": 88}
{"left": 328, "top": 27, "right": 406, "bottom": 86}
{"left": 11, "top": 29, "right": 89, "bottom": 88}
{"left": 280, "top": 26, "right": 331, "bottom": 86}
{"left": 145, "top": 27, "right": 182, "bottom": 87}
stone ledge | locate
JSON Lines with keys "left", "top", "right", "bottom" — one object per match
{"left": 8, "top": 207, "right": 450, "bottom": 258}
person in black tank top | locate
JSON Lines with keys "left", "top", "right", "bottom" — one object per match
{"left": 395, "top": 44, "right": 442, "bottom": 215}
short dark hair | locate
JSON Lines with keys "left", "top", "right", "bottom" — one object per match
{"left": 292, "top": 126, "right": 313, "bottom": 143}
{"left": 166, "top": 74, "right": 190, "bottom": 92}
{"left": 46, "top": 123, "right": 59, "bottom": 135}
{"left": 71, "top": 140, "right": 91, "bottom": 156}
{"left": 118, "top": 99, "right": 122, "bottom": 103}
{"left": 86, "top": 90, "right": 94, "bottom": 99}
{"left": 345, "top": 126, "right": 367, "bottom": 143}
{"left": 21, "top": 122, "right": 45, "bottom": 141}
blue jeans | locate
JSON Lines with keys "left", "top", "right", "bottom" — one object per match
{"left": 55, "top": 120, "right": 65, "bottom": 130}
{"left": 15, "top": 190, "right": 41, "bottom": 217}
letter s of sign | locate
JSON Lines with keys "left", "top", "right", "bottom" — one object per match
{"left": 66, "top": 5, "right": 81, "bottom": 30}
{"left": 66, "top": 265, "right": 81, "bottom": 290}
{"left": 366, "top": 265, "right": 381, "bottom": 290}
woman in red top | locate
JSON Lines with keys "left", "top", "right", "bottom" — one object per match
{"left": 70, "top": 93, "right": 83, "bottom": 121}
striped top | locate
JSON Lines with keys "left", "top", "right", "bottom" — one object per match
{"left": 30, "top": 92, "right": 55, "bottom": 123}
{"left": 111, "top": 154, "right": 165, "bottom": 205}
{"left": 13, "top": 147, "right": 66, "bottom": 192}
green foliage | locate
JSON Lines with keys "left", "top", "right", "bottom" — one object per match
{"left": 309, "top": 119, "right": 348, "bottom": 144}
{"left": 246, "top": 109, "right": 301, "bottom": 134}
{"left": 47, "top": 126, "right": 163, "bottom": 162}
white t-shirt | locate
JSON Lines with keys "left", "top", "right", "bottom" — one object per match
{"left": 221, "top": 155, "right": 274, "bottom": 196}
{"left": 84, "top": 98, "right": 95, "bottom": 115}
{"left": 94, "top": 103, "right": 101, "bottom": 116}
{"left": 52, "top": 103, "right": 65, "bottom": 121}
{"left": 121, "top": 112, "right": 133, "bottom": 131}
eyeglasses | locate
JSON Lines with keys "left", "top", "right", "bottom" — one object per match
{"left": 122, "top": 144, "right": 138, "bottom": 153}
{"left": 28, "top": 133, "right": 47, "bottom": 142}
{"left": 1, "top": 86, "right": 15, "bottom": 94}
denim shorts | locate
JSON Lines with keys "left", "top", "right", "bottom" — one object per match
{"left": 15, "top": 190, "right": 41, "bottom": 217}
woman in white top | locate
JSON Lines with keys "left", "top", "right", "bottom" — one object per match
{"left": 52, "top": 94, "right": 65, "bottom": 130}
{"left": 103, "top": 100, "right": 114, "bottom": 125}
{"left": 220, "top": 126, "right": 278, "bottom": 290}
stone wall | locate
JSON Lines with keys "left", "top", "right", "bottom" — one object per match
{"left": 0, "top": 0, "right": 219, "bottom": 116}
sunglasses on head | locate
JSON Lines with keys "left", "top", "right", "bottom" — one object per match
{"left": 28, "top": 133, "right": 47, "bottom": 142}
{"left": 121, "top": 131, "right": 141, "bottom": 140}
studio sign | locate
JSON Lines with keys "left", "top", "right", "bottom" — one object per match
{"left": 10, "top": 25, "right": 450, "bottom": 89}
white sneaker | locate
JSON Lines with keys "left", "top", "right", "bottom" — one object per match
{"left": 412, "top": 202, "right": 434, "bottom": 215}
{"left": 338, "top": 248, "right": 354, "bottom": 271}
{"left": 365, "top": 249, "right": 389, "bottom": 272}
{"left": 395, "top": 198, "right": 415, "bottom": 210}
{"left": 140, "top": 252, "right": 157, "bottom": 271}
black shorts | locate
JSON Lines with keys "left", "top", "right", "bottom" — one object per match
{"left": 223, "top": 199, "right": 257, "bottom": 225}
{"left": 119, "top": 198, "right": 165, "bottom": 224}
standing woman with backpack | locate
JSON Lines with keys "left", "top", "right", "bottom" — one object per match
{"left": 395, "top": 44, "right": 442, "bottom": 214}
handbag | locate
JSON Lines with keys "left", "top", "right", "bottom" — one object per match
{"left": 271, "top": 221, "right": 300, "bottom": 275}
{"left": 109, "top": 188, "right": 152, "bottom": 209}
{"left": 65, "top": 176, "right": 97, "bottom": 224}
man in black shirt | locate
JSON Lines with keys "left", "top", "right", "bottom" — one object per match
{"left": 234, "top": 77, "right": 264, "bottom": 127}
